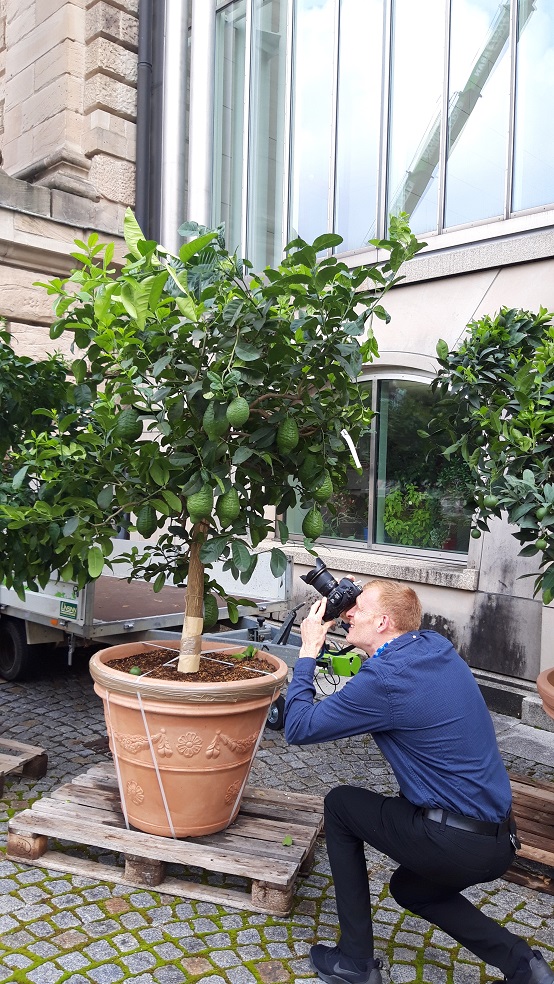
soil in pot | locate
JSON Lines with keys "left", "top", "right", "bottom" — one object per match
{"left": 106, "top": 646, "right": 276, "bottom": 683}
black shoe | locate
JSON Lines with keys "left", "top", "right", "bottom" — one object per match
{"left": 309, "top": 943, "right": 383, "bottom": 984}
{"left": 496, "top": 952, "right": 554, "bottom": 984}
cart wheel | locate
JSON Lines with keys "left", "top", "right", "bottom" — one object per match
{"left": 266, "top": 694, "right": 285, "bottom": 731}
{"left": 0, "top": 618, "right": 33, "bottom": 681}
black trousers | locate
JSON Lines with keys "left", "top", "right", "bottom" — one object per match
{"left": 324, "top": 785, "right": 533, "bottom": 977}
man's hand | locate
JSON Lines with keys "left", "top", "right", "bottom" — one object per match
{"left": 298, "top": 597, "right": 333, "bottom": 659}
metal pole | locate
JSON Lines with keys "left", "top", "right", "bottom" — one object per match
{"left": 136, "top": 0, "right": 154, "bottom": 234}
{"left": 188, "top": 0, "right": 216, "bottom": 227}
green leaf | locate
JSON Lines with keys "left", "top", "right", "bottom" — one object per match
{"left": 311, "top": 233, "right": 343, "bottom": 252}
{"left": 200, "top": 536, "right": 231, "bottom": 564}
{"left": 87, "top": 545, "right": 104, "bottom": 578}
{"left": 436, "top": 339, "right": 450, "bottom": 362}
{"left": 178, "top": 231, "right": 218, "bottom": 264}
{"left": 63, "top": 516, "right": 80, "bottom": 536}
{"left": 270, "top": 547, "right": 288, "bottom": 577}
{"left": 235, "top": 341, "right": 263, "bottom": 362}
{"left": 11, "top": 466, "right": 29, "bottom": 490}
{"left": 232, "top": 540, "right": 252, "bottom": 572}
{"left": 124, "top": 208, "right": 146, "bottom": 259}
{"left": 175, "top": 294, "right": 197, "bottom": 320}
{"left": 161, "top": 490, "right": 183, "bottom": 512}
{"left": 282, "top": 835, "right": 294, "bottom": 847}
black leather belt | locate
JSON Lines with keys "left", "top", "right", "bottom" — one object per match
{"left": 423, "top": 808, "right": 511, "bottom": 836}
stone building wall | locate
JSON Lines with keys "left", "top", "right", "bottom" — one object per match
{"left": 0, "top": 0, "right": 136, "bottom": 356}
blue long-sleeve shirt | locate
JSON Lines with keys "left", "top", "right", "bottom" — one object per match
{"left": 284, "top": 629, "right": 512, "bottom": 823}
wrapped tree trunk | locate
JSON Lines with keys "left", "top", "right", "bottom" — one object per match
{"left": 178, "top": 521, "right": 207, "bottom": 673}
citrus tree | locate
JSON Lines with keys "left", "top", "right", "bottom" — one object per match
{"left": 0, "top": 211, "right": 423, "bottom": 671}
{"left": 431, "top": 307, "right": 554, "bottom": 604}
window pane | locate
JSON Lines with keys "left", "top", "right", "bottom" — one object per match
{"left": 374, "top": 380, "right": 471, "bottom": 553}
{"left": 334, "top": 0, "right": 384, "bottom": 250}
{"left": 512, "top": 0, "right": 554, "bottom": 212}
{"left": 213, "top": 3, "right": 247, "bottom": 253}
{"left": 248, "top": 0, "right": 288, "bottom": 269}
{"left": 289, "top": 0, "right": 335, "bottom": 244}
{"left": 445, "top": 0, "right": 511, "bottom": 228}
{"left": 387, "top": 0, "right": 447, "bottom": 236}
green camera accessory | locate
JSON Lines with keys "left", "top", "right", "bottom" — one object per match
{"left": 330, "top": 653, "right": 361, "bottom": 676}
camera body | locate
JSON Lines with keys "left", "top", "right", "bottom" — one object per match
{"left": 300, "top": 557, "right": 362, "bottom": 621}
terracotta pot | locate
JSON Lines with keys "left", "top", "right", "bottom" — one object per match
{"left": 537, "top": 666, "right": 554, "bottom": 721}
{"left": 89, "top": 639, "right": 288, "bottom": 838}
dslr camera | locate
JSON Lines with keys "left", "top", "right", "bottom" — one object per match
{"left": 300, "top": 557, "right": 362, "bottom": 622}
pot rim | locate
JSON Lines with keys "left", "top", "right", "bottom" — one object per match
{"left": 89, "top": 640, "right": 289, "bottom": 703}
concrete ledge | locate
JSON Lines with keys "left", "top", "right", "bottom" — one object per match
{"left": 285, "top": 544, "right": 479, "bottom": 591}
{"left": 521, "top": 694, "right": 554, "bottom": 733}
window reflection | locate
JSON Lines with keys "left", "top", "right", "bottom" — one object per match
{"left": 289, "top": 0, "right": 336, "bottom": 244}
{"left": 445, "top": 0, "right": 510, "bottom": 227}
{"left": 387, "top": 0, "right": 447, "bottom": 236}
{"left": 248, "top": 0, "right": 287, "bottom": 269}
{"left": 335, "top": 0, "right": 384, "bottom": 250}
{"left": 512, "top": 0, "right": 554, "bottom": 212}
{"left": 375, "top": 381, "right": 471, "bottom": 553}
{"left": 213, "top": 3, "right": 247, "bottom": 253}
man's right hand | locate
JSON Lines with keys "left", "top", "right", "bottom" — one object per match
{"left": 299, "top": 597, "right": 333, "bottom": 658}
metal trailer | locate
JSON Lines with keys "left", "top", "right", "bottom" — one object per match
{"left": 0, "top": 550, "right": 295, "bottom": 682}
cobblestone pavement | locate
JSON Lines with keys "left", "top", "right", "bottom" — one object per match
{"left": 1, "top": 650, "right": 553, "bottom": 984}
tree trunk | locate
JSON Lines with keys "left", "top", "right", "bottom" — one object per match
{"left": 177, "top": 520, "right": 208, "bottom": 673}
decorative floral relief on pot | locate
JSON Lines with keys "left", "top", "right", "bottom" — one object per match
{"left": 127, "top": 780, "right": 145, "bottom": 805}
{"left": 177, "top": 732, "right": 203, "bottom": 757}
{"left": 113, "top": 728, "right": 173, "bottom": 757}
{"left": 225, "top": 780, "right": 243, "bottom": 804}
{"left": 206, "top": 730, "right": 258, "bottom": 759}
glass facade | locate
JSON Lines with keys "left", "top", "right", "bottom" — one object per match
{"left": 213, "top": 0, "right": 554, "bottom": 266}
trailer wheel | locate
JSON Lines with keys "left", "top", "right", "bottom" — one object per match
{"left": 266, "top": 694, "right": 285, "bottom": 731}
{"left": 0, "top": 618, "right": 33, "bottom": 681}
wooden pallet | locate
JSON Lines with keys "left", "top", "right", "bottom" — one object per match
{"left": 0, "top": 738, "right": 48, "bottom": 797}
{"left": 504, "top": 773, "right": 554, "bottom": 895}
{"left": 6, "top": 763, "right": 324, "bottom": 915}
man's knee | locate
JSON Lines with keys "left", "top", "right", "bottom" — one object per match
{"left": 389, "top": 868, "right": 417, "bottom": 911}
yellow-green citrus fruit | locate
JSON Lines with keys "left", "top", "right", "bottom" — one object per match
{"left": 483, "top": 494, "right": 499, "bottom": 508}
{"left": 536, "top": 538, "right": 548, "bottom": 551}
{"left": 277, "top": 418, "right": 299, "bottom": 454}
{"left": 187, "top": 484, "right": 214, "bottom": 522}
{"left": 470, "top": 528, "right": 482, "bottom": 539}
{"left": 114, "top": 407, "right": 143, "bottom": 442}
{"left": 202, "top": 402, "right": 229, "bottom": 440}
{"left": 298, "top": 454, "right": 320, "bottom": 486}
{"left": 312, "top": 470, "right": 333, "bottom": 503}
{"left": 216, "top": 487, "right": 241, "bottom": 526}
{"left": 536, "top": 506, "right": 549, "bottom": 521}
{"left": 226, "top": 397, "right": 250, "bottom": 428}
{"left": 135, "top": 504, "right": 157, "bottom": 538}
{"left": 302, "top": 506, "right": 324, "bottom": 540}
{"left": 203, "top": 594, "right": 219, "bottom": 628}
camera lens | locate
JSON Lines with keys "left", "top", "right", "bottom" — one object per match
{"left": 300, "top": 558, "right": 338, "bottom": 597}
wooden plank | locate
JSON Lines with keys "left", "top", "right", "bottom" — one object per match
{"left": 6, "top": 849, "right": 289, "bottom": 915}
{"left": 31, "top": 798, "right": 127, "bottom": 828}
{"left": 242, "top": 785, "right": 325, "bottom": 810}
{"left": 0, "top": 738, "right": 45, "bottom": 757}
{"left": 8, "top": 810, "right": 298, "bottom": 886}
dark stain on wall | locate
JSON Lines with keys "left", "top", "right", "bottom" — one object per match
{"left": 420, "top": 613, "right": 460, "bottom": 652}
{"left": 461, "top": 592, "right": 528, "bottom": 679}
